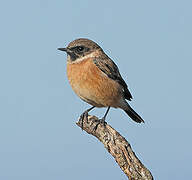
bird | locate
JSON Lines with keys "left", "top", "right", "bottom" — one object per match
{"left": 58, "top": 38, "right": 144, "bottom": 125}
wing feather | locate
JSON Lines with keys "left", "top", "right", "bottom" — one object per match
{"left": 93, "top": 57, "right": 132, "bottom": 101}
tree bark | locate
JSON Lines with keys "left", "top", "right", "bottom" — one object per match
{"left": 76, "top": 115, "right": 153, "bottom": 180}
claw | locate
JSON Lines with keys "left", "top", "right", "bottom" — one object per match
{"left": 79, "top": 111, "right": 88, "bottom": 130}
{"left": 93, "top": 118, "right": 107, "bottom": 131}
{"left": 100, "top": 118, "right": 107, "bottom": 127}
{"left": 79, "top": 106, "right": 95, "bottom": 131}
{"left": 93, "top": 122, "right": 99, "bottom": 131}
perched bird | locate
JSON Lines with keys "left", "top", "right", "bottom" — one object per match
{"left": 58, "top": 38, "right": 144, "bottom": 124}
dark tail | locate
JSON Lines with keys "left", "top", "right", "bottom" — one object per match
{"left": 124, "top": 104, "right": 144, "bottom": 123}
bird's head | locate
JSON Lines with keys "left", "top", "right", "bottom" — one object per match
{"left": 58, "top": 38, "right": 102, "bottom": 62}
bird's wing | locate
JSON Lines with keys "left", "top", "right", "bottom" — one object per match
{"left": 93, "top": 57, "right": 132, "bottom": 101}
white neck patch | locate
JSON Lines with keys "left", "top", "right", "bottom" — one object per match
{"left": 67, "top": 50, "right": 99, "bottom": 64}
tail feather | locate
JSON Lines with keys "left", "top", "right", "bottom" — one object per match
{"left": 124, "top": 104, "right": 144, "bottom": 123}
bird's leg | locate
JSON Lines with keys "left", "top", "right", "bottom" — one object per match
{"left": 100, "top": 106, "right": 110, "bottom": 125}
{"left": 79, "top": 106, "right": 95, "bottom": 130}
{"left": 93, "top": 107, "right": 110, "bottom": 131}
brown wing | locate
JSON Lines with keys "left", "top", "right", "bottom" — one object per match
{"left": 93, "top": 57, "right": 132, "bottom": 101}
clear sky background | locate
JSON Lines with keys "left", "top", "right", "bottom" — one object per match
{"left": 0, "top": 0, "right": 191, "bottom": 179}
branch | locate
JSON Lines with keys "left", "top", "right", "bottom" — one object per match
{"left": 76, "top": 115, "right": 153, "bottom": 180}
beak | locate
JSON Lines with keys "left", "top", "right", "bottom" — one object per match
{"left": 57, "top": 48, "right": 67, "bottom": 52}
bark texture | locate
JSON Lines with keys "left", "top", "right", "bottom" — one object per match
{"left": 76, "top": 115, "right": 153, "bottom": 180}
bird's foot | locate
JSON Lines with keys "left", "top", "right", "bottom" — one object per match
{"left": 79, "top": 111, "right": 89, "bottom": 130}
{"left": 100, "top": 117, "right": 107, "bottom": 126}
{"left": 93, "top": 117, "right": 107, "bottom": 131}
{"left": 79, "top": 106, "right": 95, "bottom": 131}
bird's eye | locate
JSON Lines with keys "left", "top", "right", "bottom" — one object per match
{"left": 77, "top": 46, "right": 84, "bottom": 52}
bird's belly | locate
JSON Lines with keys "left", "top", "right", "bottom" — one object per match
{"left": 67, "top": 59, "right": 122, "bottom": 107}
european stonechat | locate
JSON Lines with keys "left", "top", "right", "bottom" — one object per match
{"left": 58, "top": 38, "right": 144, "bottom": 124}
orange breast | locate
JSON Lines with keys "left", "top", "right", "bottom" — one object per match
{"left": 67, "top": 58, "right": 122, "bottom": 107}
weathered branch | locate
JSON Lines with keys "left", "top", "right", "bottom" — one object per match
{"left": 76, "top": 115, "right": 153, "bottom": 180}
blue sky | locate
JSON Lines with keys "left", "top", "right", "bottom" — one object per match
{"left": 0, "top": 0, "right": 192, "bottom": 179}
